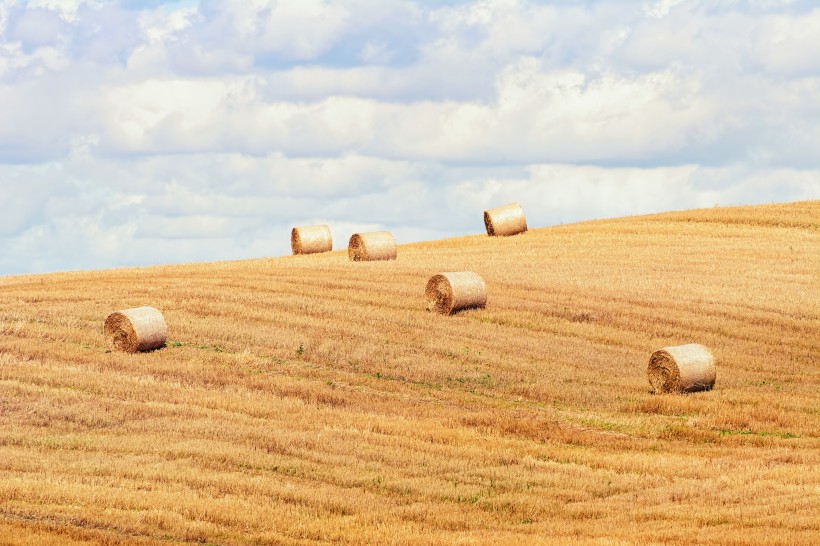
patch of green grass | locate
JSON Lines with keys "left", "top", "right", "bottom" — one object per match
{"left": 719, "top": 428, "right": 755, "bottom": 436}
{"left": 719, "top": 428, "right": 800, "bottom": 439}
{"left": 167, "top": 340, "right": 224, "bottom": 353}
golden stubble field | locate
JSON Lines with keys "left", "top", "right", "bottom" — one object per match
{"left": 0, "top": 201, "right": 818, "bottom": 545}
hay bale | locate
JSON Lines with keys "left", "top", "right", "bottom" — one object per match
{"left": 348, "top": 231, "right": 397, "bottom": 261}
{"left": 426, "top": 272, "right": 487, "bottom": 315}
{"left": 484, "top": 202, "right": 527, "bottom": 237}
{"left": 104, "top": 306, "right": 167, "bottom": 353}
{"left": 648, "top": 343, "right": 716, "bottom": 393}
{"left": 292, "top": 224, "right": 332, "bottom": 255}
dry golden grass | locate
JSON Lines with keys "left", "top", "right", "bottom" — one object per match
{"left": 1, "top": 201, "right": 818, "bottom": 545}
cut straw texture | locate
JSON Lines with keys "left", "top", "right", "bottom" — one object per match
{"left": 425, "top": 272, "right": 487, "bottom": 315}
{"left": 348, "top": 231, "right": 397, "bottom": 262}
{"left": 647, "top": 343, "right": 716, "bottom": 393}
{"left": 484, "top": 202, "right": 527, "bottom": 237}
{"left": 104, "top": 306, "right": 167, "bottom": 353}
{"left": 291, "top": 224, "right": 333, "bottom": 255}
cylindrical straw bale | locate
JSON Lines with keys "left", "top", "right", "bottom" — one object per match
{"left": 291, "top": 224, "right": 332, "bottom": 255}
{"left": 484, "top": 202, "right": 527, "bottom": 237}
{"left": 348, "top": 231, "right": 397, "bottom": 261}
{"left": 648, "top": 343, "right": 716, "bottom": 393}
{"left": 426, "top": 272, "right": 487, "bottom": 315}
{"left": 104, "top": 306, "right": 167, "bottom": 353}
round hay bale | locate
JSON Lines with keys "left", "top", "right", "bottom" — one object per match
{"left": 348, "top": 231, "right": 397, "bottom": 261}
{"left": 484, "top": 202, "right": 527, "bottom": 237}
{"left": 292, "top": 224, "right": 332, "bottom": 255}
{"left": 648, "top": 343, "right": 716, "bottom": 393}
{"left": 104, "top": 306, "right": 167, "bottom": 353}
{"left": 426, "top": 272, "right": 487, "bottom": 315}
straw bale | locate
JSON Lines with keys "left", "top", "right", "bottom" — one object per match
{"left": 648, "top": 343, "right": 716, "bottom": 393}
{"left": 292, "top": 224, "right": 333, "bottom": 255}
{"left": 426, "top": 272, "right": 487, "bottom": 315}
{"left": 104, "top": 306, "right": 167, "bottom": 353}
{"left": 348, "top": 231, "right": 397, "bottom": 261}
{"left": 484, "top": 202, "right": 527, "bottom": 237}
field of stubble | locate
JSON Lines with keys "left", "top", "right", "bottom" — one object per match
{"left": 1, "top": 201, "right": 818, "bottom": 545}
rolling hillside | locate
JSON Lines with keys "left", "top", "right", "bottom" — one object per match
{"left": 1, "top": 201, "right": 818, "bottom": 545}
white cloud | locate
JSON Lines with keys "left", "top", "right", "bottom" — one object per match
{"left": 198, "top": 0, "right": 351, "bottom": 61}
{"left": 92, "top": 61, "right": 719, "bottom": 164}
{"left": 756, "top": 9, "right": 820, "bottom": 76}
{"left": 26, "top": 0, "right": 91, "bottom": 22}
{"left": 138, "top": 4, "right": 197, "bottom": 45}
{"left": 643, "top": 0, "right": 685, "bottom": 19}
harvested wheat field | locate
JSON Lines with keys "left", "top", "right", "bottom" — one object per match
{"left": 0, "top": 201, "right": 818, "bottom": 545}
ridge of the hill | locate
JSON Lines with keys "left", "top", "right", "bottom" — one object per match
{"left": 3, "top": 200, "right": 817, "bottom": 282}
{"left": 0, "top": 200, "right": 818, "bottom": 545}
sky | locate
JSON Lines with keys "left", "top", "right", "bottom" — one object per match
{"left": 1, "top": 0, "right": 819, "bottom": 275}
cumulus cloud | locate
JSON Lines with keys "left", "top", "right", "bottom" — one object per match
{"left": 0, "top": 0, "right": 818, "bottom": 275}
